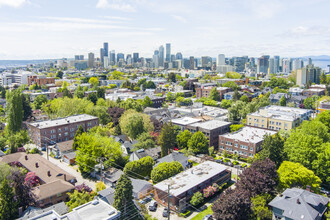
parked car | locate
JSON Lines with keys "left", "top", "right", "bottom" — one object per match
{"left": 215, "top": 159, "right": 223, "bottom": 164}
{"left": 139, "top": 196, "right": 152, "bottom": 204}
{"left": 163, "top": 207, "right": 169, "bottom": 217}
{"left": 148, "top": 200, "right": 157, "bottom": 211}
{"left": 203, "top": 214, "right": 213, "bottom": 220}
{"left": 321, "top": 187, "right": 330, "bottom": 196}
{"left": 199, "top": 205, "right": 207, "bottom": 212}
{"left": 225, "top": 162, "right": 233, "bottom": 167}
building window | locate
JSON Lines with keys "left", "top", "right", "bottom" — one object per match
{"left": 64, "top": 132, "right": 68, "bottom": 136}
{"left": 58, "top": 128, "right": 61, "bottom": 132}
{"left": 64, "top": 127, "right": 68, "bottom": 131}
{"left": 250, "top": 147, "right": 253, "bottom": 151}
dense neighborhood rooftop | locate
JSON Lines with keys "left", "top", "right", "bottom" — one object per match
{"left": 220, "top": 126, "right": 277, "bottom": 143}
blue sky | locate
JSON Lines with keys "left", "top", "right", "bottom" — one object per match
{"left": 0, "top": 0, "right": 329, "bottom": 59}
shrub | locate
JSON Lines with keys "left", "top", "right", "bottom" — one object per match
{"left": 29, "top": 148, "right": 40, "bottom": 154}
{"left": 223, "top": 158, "right": 230, "bottom": 163}
{"left": 75, "top": 184, "right": 92, "bottom": 193}
{"left": 190, "top": 191, "right": 204, "bottom": 207}
{"left": 180, "top": 210, "right": 191, "bottom": 218}
{"left": 203, "top": 185, "right": 218, "bottom": 198}
{"left": 233, "top": 160, "right": 239, "bottom": 165}
{"left": 241, "top": 163, "right": 247, "bottom": 168}
{"left": 25, "top": 172, "right": 40, "bottom": 187}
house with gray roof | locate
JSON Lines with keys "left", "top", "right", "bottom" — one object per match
{"left": 130, "top": 178, "right": 153, "bottom": 199}
{"left": 129, "top": 147, "right": 161, "bottom": 162}
{"left": 154, "top": 152, "right": 189, "bottom": 169}
{"left": 98, "top": 187, "right": 115, "bottom": 205}
{"left": 269, "top": 188, "right": 329, "bottom": 220}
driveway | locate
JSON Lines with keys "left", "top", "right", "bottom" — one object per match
{"left": 40, "top": 152, "right": 96, "bottom": 190}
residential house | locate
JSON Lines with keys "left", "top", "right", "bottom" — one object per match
{"left": 288, "top": 87, "right": 304, "bottom": 96}
{"left": 303, "top": 88, "right": 325, "bottom": 97}
{"left": 269, "top": 93, "right": 289, "bottom": 104}
{"left": 317, "top": 100, "right": 330, "bottom": 113}
{"left": 223, "top": 91, "right": 244, "bottom": 100}
{"left": 154, "top": 152, "right": 189, "bottom": 169}
{"left": 219, "top": 126, "right": 277, "bottom": 158}
{"left": 50, "top": 140, "right": 73, "bottom": 158}
{"left": 62, "top": 151, "right": 76, "bottom": 165}
{"left": 129, "top": 147, "right": 161, "bottom": 162}
{"left": 101, "top": 168, "right": 124, "bottom": 187}
{"left": 121, "top": 140, "right": 138, "bottom": 156}
{"left": 0, "top": 152, "right": 76, "bottom": 208}
{"left": 154, "top": 161, "right": 231, "bottom": 212}
{"left": 98, "top": 187, "right": 115, "bottom": 205}
{"left": 130, "top": 178, "right": 154, "bottom": 199}
{"left": 19, "top": 202, "right": 69, "bottom": 220}
{"left": 134, "top": 95, "right": 166, "bottom": 108}
{"left": 269, "top": 188, "right": 329, "bottom": 220}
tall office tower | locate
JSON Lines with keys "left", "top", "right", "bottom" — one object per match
{"left": 103, "top": 42, "right": 109, "bottom": 57}
{"left": 104, "top": 56, "right": 109, "bottom": 68}
{"left": 257, "top": 55, "right": 270, "bottom": 74}
{"left": 183, "top": 58, "right": 190, "bottom": 69}
{"left": 274, "top": 56, "right": 280, "bottom": 73}
{"left": 153, "top": 54, "right": 159, "bottom": 68}
{"left": 176, "top": 52, "right": 183, "bottom": 60}
{"left": 117, "top": 53, "right": 124, "bottom": 63}
{"left": 110, "top": 50, "right": 116, "bottom": 65}
{"left": 269, "top": 58, "right": 275, "bottom": 74}
{"left": 165, "top": 43, "right": 171, "bottom": 62}
{"left": 154, "top": 50, "right": 159, "bottom": 56}
{"left": 296, "top": 65, "right": 322, "bottom": 86}
{"left": 74, "top": 55, "right": 80, "bottom": 61}
{"left": 201, "top": 56, "right": 212, "bottom": 68}
{"left": 217, "top": 54, "right": 225, "bottom": 66}
{"left": 308, "top": 58, "right": 312, "bottom": 66}
{"left": 171, "top": 55, "right": 175, "bottom": 62}
{"left": 189, "top": 56, "right": 195, "bottom": 70}
{"left": 133, "top": 53, "right": 139, "bottom": 63}
{"left": 159, "top": 45, "right": 164, "bottom": 67}
{"left": 88, "top": 53, "right": 95, "bottom": 68}
{"left": 126, "top": 54, "right": 131, "bottom": 61}
{"left": 282, "top": 59, "right": 291, "bottom": 74}
{"left": 292, "top": 58, "right": 304, "bottom": 71}
{"left": 79, "top": 55, "right": 84, "bottom": 60}
{"left": 232, "top": 56, "right": 248, "bottom": 72}
{"left": 100, "top": 48, "right": 105, "bottom": 64}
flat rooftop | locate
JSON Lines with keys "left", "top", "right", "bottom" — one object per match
{"left": 154, "top": 161, "right": 229, "bottom": 197}
{"left": 28, "top": 114, "right": 98, "bottom": 129}
{"left": 171, "top": 117, "right": 202, "bottom": 126}
{"left": 190, "top": 120, "right": 231, "bottom": 130}
{"left": 220, "top": 126, "right": 277, "bottom": 143}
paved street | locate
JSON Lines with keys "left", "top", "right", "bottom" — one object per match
{"left": 40, "top": 152, "right": 96, "bottom": 190}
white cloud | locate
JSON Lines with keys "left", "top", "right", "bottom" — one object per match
{"left": 96, "top": 0, "right": 136, "bottom": 12}
{"left": 102, "top": 15, "right": 132, "bottom": 21}
{"left": 248, "top": 0, "right": 283, "bottom": 18}
{"left": 0, "top": 0, "right": 28, "bottom": 8}
{"left": 171, "top": 15, "right": 187, "bottom": 23}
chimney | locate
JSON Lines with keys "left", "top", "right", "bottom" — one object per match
{"left": 25, "top": 155, "right": 28, "bottom": 160}
{"left": 306, "top": 185, "right": 311, "bottom": 192}
{"left": 47, "top": 171, "right": 51, "bottom": 177}
{"left": 64, "top": 174, "right": 67, "bottom": 181}
{"left": 35, "top": 162, "right": 39, "bottom": 168}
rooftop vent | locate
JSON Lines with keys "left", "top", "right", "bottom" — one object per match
{"left": 296, "top": 199, "right": 300, "bottom": 204}
{"left": 108, "top": 210, "right": 115, "bottom": 216}
{"left": 25, "top": 155, "right": 28, "bottom": 160}
{"left": 35, "top": 162, "right": 39, "bottom": 168}
{"left": 47, "top": 170, "right": 51, "bottom": 177}
{"left": 92, "top": 200, "right": 99, "bottom": 205}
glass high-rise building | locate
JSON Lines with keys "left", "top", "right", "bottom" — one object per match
{"left": 166, "top": 43, "right": 171, "bottom": 62}
{"left": 159, "top": 45, "right": 164, "bottom": 67}
{"left": 103, "top": 42, "right": 108, "bottom": 57}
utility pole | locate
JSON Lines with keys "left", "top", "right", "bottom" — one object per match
{"left": 46, "top": 142, "right": 49, "bottom": 160}
{"left": 167, "top": 184, "right": 170, "bottom": 220}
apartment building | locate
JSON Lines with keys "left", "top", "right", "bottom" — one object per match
{"left": 246, "top": 105, "right": 312, "bottom": 131}
{"left": 27, "top": 114, "right": 99, "bottom": 147}
{"left": 28, "top": 75, "right": 55, "bottom": 86}
{"left": 218, "top": 126, "right": 277, "bottom": 158}
{"left": 302, "top": 88, "right": 326, "bottom": 97}
{"left": 317, "top": 100, "right": 330, "bottom": 113}
{"left": 195, "top": 86, "right": 231, "bottom": 99}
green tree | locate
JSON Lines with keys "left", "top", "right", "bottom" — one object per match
{"left": 158, "top": 122, "right": 177, "bottom": 157}
{"left": 119, "top": 98, "right": 143, "bottom": 112}
{"left": 142, "top": 81, "right": 156, "bottom": 90}
{"left": 62, "top": 88, "right": 73, "bottom": 98}
{"left": 220, "top": 99, "right": 232, "bottom": 109}
{"left": 151, "top": 161, "right": 183, "bottom": 183}
{"left": 113, "top": 174, "right": 136, "bottom": 219}
{"left": 228, "top": 101, "right": 246, "bottom": 122}
{"left": 166, "top": 92, "right": 176, "bottom": 102}
{"left": 96, "top": 87, "right": 105, "bottom": 99}
{"left": 0, "top": 85, "right": 6, "bottom": 99}
{"left": 223, "top": 81, "right": 239, "bottom": 90}
{"left": 133, "top": 132, "right": 156, "bottom": 150}
{"left": 119, "top": 110, "right": 153, "bottom": 139}
{"left": 0, "top": 178, "right": 18, "bottom": 220}
{"left": 190, "top": 191, "right": 204, "bottom": 207}
{"left": 232, "top": 90, "right": 241, "bottom": 101}
{"left": 177, "top": 130, "right": 192, "bottom": 149}
{"left": 6, "top": 89, "right": 23, "bottom": 133}
{"left": 278, "top": 161, "right": 322, "bottom": 191}
{"left": 279, "top": 96, "right": 286, "bottom": 106}
{"left": 66, "top": 190, "right": 95, "bottom": 211}
{"left": 320, "top": 72, "right": 327, "bottom": 84}
{"left": 240, "top": 95, "right": 249, "bottom": 103}
{"left": 33, "top": 94, "right": 48, "bottom": 109}
{"left": 303, "top": 96, "right": 319, "bottom": 109}
{"left": 7, "top": 130, "right": 29, "bottom": 153}
{"left": 95, "top": 181, "right": 106, "bottom": 192}
{"left": 123, "top": 156, "right": 155, "bottom": 179}
{"left": 187, "top": 131, "right": 209, "bottom": 154}
{"left": 89, "top": 77, "right": 99, "bottom": 88}
{"left": 22, "top": 94, "right": 32, "bottom": 121}
{"left": 87, "top": 92, "right": 98, "bottom": 105}
{"left": 251, "top": 194, "right": 272, "bottom": 220}
{"left": 73, "top": 125, "right": 84, "bottom": 150}
{"left": 209, "top": 87, "right": 220, "bottom": 101}
{"left": 143, "top": 96, "right": 153, "bottom": 107}
{"left": 257, "top": 133, "right": 285, "bottom": 168}
{"left": 56, "top": 70, "right": 63, "bottom": 79}
{"left": 168, "top": 73, "right": 176, "bottom": 82}
{"left": 315, "top": 110, "right": 330, "bottom": 129}
{"left": 230, "top": 124, "right": 244, "bottom": 133}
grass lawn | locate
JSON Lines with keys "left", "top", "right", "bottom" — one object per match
{"left": 191, "top": 205, "right": 213, "bottom": 220}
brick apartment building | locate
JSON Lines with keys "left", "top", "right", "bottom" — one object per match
{"left": 27, "top": 114, "right": 99, "bottom": 147}
{"left": 28, "top": 75, "right": 55, "bottom": 86}
{"left": 195, "top": 86, "right": 231, "bottom": 99}
{"left": 219, "top": 126, "right": 277, "bottom": 158}
{"left": 0, "top": 153, "right": 76, "bottom": 208}
{"left": 154, "top": 161, "right": 231, "bottom": 212}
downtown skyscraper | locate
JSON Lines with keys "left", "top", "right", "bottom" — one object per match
{"left": 159, "top": 45, "right": 164, "bottom": 67}
{"left": 166, "top": 43, "right": 171, "bottom": 62}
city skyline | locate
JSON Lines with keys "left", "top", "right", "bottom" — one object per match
{"left": 0, "top": 0, "right": 330, "bottom": 59}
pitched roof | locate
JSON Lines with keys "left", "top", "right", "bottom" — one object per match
{"left": 98, "top": 187, "right": 115, "bottom": 205}
{"left": 130, "top": 178, "right": 153, "bottom": 194}
{"left": 32, "top": 180, "right": 74, "bottom": 200}
{"left": 134, "top": 147, "right": 161, "bottom": 160}
{"left": 155, "top": 152, "right": 188, "bottom": 167}
{"left": 19, "top": 202, "right": 69, "bottom": 219}
{"left": 56, "top": 140, "right": 73, "bottom": 153}
{"left": 269, "top": 188, "right": 329, "bottom": 220}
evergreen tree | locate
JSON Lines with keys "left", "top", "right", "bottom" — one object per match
{"left": 6, "top": 89, "right": 23, "bottom": 133}
{"left": 73, "top": 125, "right": 84, "bottom": 150}
{"left": 158, "top": 122, "right": 177, "bottom": 157}
{"left": 0, "top": 178, "right": 18, "bottom": 220}
{"left": 87, "top": 92, "right": 98, "bottom": 105}
{"left": 257, "top": 133, "right": 285, "bottom": 168}
{"left": 209, "top": 87, "right": 220, "bottom": 101}
{"left": 113, "top": 174, "right": 136, "bottom": 220}
{"left": 22, "top": 94, "right": 32, "bottom": 121}
{"left": 320, "top": 72, "right": 326, "bottom": 84}
{"left": 232, "top": 90, "right": 241, "bottom": 101}
{"left": 279, "top": 96, "right": 286, "bottom": 106}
